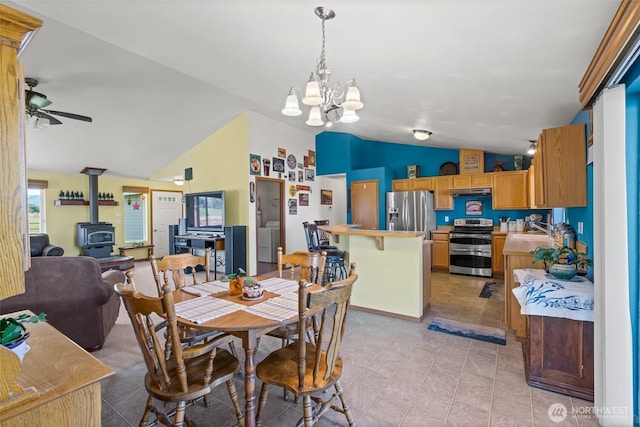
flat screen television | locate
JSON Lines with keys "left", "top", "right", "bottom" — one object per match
{"left": 184, "top": 191, "right": 225, "bottom": 233}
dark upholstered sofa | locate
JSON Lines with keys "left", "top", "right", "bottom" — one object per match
{"left": 29, "top": 233, "right": 64, "bottom": 256}
{"left": 0, "top": 256, "right": 125, "bottom": 351}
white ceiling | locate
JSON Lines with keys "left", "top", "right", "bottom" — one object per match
{"left": 10, "top": 0, "right": 620, "bottom": 180}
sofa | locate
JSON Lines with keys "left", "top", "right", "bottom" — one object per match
{"left": 29, "top": 233, "right": 64, "bottom": 256}
{"left": 0, "top": 256, "right": 125, "bottom": 351}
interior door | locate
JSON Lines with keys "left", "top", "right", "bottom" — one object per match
{"left": 351, "top": 180, "right": 379, "bottom": 230}
{"left": 151, "top": 190, "right": 183, "bottom": 256}
{"left": 255, "top": 177, "right": 285, "bottom": 274}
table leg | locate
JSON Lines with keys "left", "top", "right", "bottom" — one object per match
{"left": 242, "top": 332, "right": 258, "bottom": 427}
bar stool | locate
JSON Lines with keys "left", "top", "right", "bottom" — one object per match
{"left": 303, "top": 221, "right": 347, "bottom": 285}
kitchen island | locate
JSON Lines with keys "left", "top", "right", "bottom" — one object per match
{"left": 318, "top": 225, "right": 431, "bottom": 321}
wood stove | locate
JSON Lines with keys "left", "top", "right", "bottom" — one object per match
{"left": 77, "top": 221, "right": 115, "bottom": 258}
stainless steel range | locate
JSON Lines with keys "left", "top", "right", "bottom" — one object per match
{"left": 449, "top": 218, "right": 493, "bottom": 277}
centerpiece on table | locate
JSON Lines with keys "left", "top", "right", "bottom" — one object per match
{"left": 227, "top": 268, "right": 264, "bottom": 299}
{"left": 0, "top": 312, "right": 46, "bottom": 361}
{"left": 530, "top": 245, "right": 593, "bottom": 280}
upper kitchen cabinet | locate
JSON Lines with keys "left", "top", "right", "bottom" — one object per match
{"left": 432, "top": 176, "right": 453, "bottom": 210}
{"left": 533, "top": 124, "right": 587, "bottom": 208}
{"left": 452, "top": 173, "right": 492, "bottom": 189}
{"left": 492, "top": 171, "right": 529, "bottom": 209}
{"left": 391, "top": 177, "right": 432, "bottom": 191}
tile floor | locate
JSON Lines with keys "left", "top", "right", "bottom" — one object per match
{"left": 95, "top": 263, "right": 600, "bottom": 426}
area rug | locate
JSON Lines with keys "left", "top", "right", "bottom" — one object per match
{"left": 479, "top": 281, "right": 505, "bottom": 301}
{"left": 427, "top": 317, "right": 506, "bottom": 345}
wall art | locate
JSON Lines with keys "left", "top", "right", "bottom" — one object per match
{"left": 272, "top": 157, "right": 285, "bottom": 173}
{"left": 250, "top": 154, "right": 261, "bottom": 176}
{"left": 321, "top": 189, "right": 333, "bottom": 205}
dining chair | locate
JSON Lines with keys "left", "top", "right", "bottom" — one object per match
{"left": 114, "top": 281, "right": 244, "bottom": 427}
{"left": 150, "top": 249, "right": 237, "bottom": 355}
{"left": 256, "top": 263, "right": 358, "bottom": 426}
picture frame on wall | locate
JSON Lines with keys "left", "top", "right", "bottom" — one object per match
{"left": 288, "top": 171, "right": 296, "bottom": 181}
{"left": 298, "top": 170, "right": 304, "bottom": 182}
{"left": 278, "top": 147, "right": 286, "bottom": 158}
{"left": 272, "top": 157, "right": 285, "bottom": 173}
{"left": 308, "top": 150, "right": 316, "bottom": 166}
{"left": 465, "top": 200, "right": 482, "bottom": 216}
{"left": 249, "top": 154, "right": 261, "bottom": 176}
{"left": 305, "top": 168, "right": 315, "bottom": 181}
{"left": 321, "top": 189, "right": 332, "bottom": 205}
{"left": 299, "top": 193, "right": 309, "bottom": 206}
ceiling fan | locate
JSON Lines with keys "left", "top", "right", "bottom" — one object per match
{"left": 25, "top": 77, "right": 92, "bottom": 125}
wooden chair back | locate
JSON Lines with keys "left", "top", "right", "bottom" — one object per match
{"left": 114, "top": 282, "right": 188, "bottom": 393}
{"left": 150, "top": 248, "right": 210, "bottom": 295}
{"left": 298, "top": 263, "right": 357, "bottom": 385}
{"left": 277, "top": 247, "right": 326, "bottom": 285}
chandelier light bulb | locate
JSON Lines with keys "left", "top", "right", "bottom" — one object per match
{"left": 413, "top": 129, "right": 432, "bottom": 141}
{"left": 342, "top": 84, "right": 363, "bottom": 110}
{"left": 306, "top": 106, "right": 324, "bottom": 126}
{"left": 302, "top": 77, "right": 322, "bottom": 106}
{"left": 281, "top": 89, "right": 302, "bottom": 116}
{"left": 340, "top": 108, "right": 359, "bottom": 123}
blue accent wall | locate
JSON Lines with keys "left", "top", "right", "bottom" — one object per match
{"left": 316, "top": 131, "right": 549, "bottom": 229}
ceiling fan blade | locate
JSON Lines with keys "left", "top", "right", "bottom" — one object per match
{"left": 41, "top": 109, "right": 93, "bottom": 123}
{"left": 26, "top": 91, "right": 52, "bottom": 109}
{"left": 36, "top": 111, "right": 63, "bottom": 125}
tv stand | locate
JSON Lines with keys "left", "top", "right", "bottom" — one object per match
{"left": 169, "top": 225, "right": 246, "bottom": 278}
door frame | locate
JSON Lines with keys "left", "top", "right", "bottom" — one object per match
{"left": 255, "top": 177, "right": 285, "bottom": 267}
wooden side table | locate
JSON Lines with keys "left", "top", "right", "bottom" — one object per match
{"left": 0, "top": 310, "right": 112, "bottom": 426}
{"left": 118, "top": 244, "right": 154, "bottom": 260}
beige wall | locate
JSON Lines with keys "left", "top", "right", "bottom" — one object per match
{"left": 28, "top": 170, "right": 177, "bottom": 255}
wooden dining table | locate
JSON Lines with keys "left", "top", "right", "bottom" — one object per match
{"left": 173, "top": 279, "right": 320, "bottom": 427}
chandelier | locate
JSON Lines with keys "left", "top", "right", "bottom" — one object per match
{"left": 281, "top": 7, "right": 363, "bottom": 126}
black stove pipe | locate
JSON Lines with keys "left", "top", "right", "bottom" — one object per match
{"left": 81, "top": 167, "right": 106, "bottom": 224}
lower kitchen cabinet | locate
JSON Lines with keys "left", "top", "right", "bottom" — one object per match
{"left": 492, "top": 234, "right": 506, "bottom": 276}
{"left": 523, "top": 315, "right": 594, "bottom": 401}
{"left": 431, "top": 232, "right": 449, "bottom": 270}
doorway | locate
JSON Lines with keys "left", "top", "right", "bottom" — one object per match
{"left": 151, "top": 190, "right": 183, "bottom": 256}
{"left": 255, "top": 178, "right": 285, "bottom": 275}
{"left": 351, "top": 180, "right": 379, "bottom": 229}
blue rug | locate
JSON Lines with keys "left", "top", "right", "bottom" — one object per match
{"left": 427, "top": 317, "right": 506, "bottom": 345}
{"left": 479, "top": 281, "right": 505, "bottom": 301}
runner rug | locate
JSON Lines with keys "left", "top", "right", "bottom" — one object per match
{"left": 427, "top": 317, "right": 506, "bottom": 345}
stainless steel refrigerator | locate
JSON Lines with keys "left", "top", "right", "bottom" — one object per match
{"left": 386, "top": 191, "right": 436, "bottom": 233}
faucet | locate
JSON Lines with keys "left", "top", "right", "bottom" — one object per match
{"left": 529, "top": 221, "right": 553, "bottom": 237}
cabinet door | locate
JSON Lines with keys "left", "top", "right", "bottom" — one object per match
{"left": 492, "top": 171, "right": 529, "bottom": 209}
{"left": 452, "top": 173, "right": 492, "bottom": 189}
{"left": 536, "top": 124, "right": 587, "bottom": 207}
{"left": 528, "top": 166, "right": 538, "bottom": 209}
{"left": 451, "top": 175, "right": 472, "bottom": 189}
{"left": 431, "top": 233, "right": 449, "bottom": 269}
{"left": 412, "top": 177, "right": 432, "bottom": 190}
{"left": 392, "top": 179, "right": 413, "bottom": 191}
{"left": 492, "top": 234, "right": 506, "bottom": 274}
{"left": 432, "top": 176, "right": 453, "bottom": 210}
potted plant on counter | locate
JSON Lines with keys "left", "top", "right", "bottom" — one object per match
{"left": 0, "top": 312, "right": 46, "bottom": 361}
{"left": 530, "top": 246, "right": 593, "bottom": 280}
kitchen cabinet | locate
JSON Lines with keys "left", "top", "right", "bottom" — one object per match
{"left": 492, "top": 170, "right": 529, "bottom": 209}
{"left": 534, "top": 123, "right": 587, "bottom": 208}
{"left": 491, "top": 233, "right": 506, "bottom": 275}
{"left": 432, "top": 176, "right": 453, "bottom": 210}
{"left": 524, "top": 315, "right": 594, "bottom": 401}
{"left": 431, "top": 232, "right": 449, "bottom": 270}
{"left": 391, "top": 177, "right": 432, "bottom": 191}
{"left": 452, "top": 173, "right": 492, "bottom": 189}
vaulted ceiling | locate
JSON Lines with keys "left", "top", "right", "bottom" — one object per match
{"left": 10, "top": 1, "right": 619, "bottom": 180}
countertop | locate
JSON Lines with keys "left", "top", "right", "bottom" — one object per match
{"left": 318, "top": 225, "right": 426, "bottom": 239}
{"left": 503, "top": 232, "right": 554, "bottom": 255}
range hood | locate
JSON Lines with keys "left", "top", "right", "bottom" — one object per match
{"left": 451, "top": 188, "right": 492, "bottom": 198}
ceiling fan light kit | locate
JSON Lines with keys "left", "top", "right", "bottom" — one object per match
{"left": 282, "top": 6, "right": 363, "bottom": 126}
{"left": 413, "top": 129, "right": 432, "bottom": 141}
{"left": 24, "top": 78, "right": 93, "bottom": 125}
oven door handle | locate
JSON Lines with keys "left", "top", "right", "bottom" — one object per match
{"left": 450, "top": 248, "right": 491, "bottom": 255}
{"left": 450, "top": 233, "right": 493, "bottom": 239}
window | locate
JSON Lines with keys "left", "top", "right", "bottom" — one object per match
{"left": 124, "top": 192, "right": 147, "bottom": 242}
{"left": 27, "top": 188, "right": 45, "bottom": 233}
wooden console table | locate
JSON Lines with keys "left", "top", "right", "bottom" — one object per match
{"left": 0, "top": 311, "right": 113, "bottom": 426}
{"left": 118, "top": 244, "right": 154, "bottom": 260}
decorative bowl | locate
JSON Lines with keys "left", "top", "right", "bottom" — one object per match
{"left": 548, "top": 263, "right": 578, "bottom": 281}
{"left": 242, "top": 283, "right": 264, "bottom": 300}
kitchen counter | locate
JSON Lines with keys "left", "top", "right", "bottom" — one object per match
{"left": 319, "top": 225, "right": 431, "bottom": 321}
{"left": 503, "top": 232, "right": 554, "bottom": 255}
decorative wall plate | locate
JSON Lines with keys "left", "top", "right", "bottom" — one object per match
{"left": 439, "top": 161, "right": 458, "bottom": 176}
{"left": 287, "top": 154, "right": 297, "bottom": 169}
